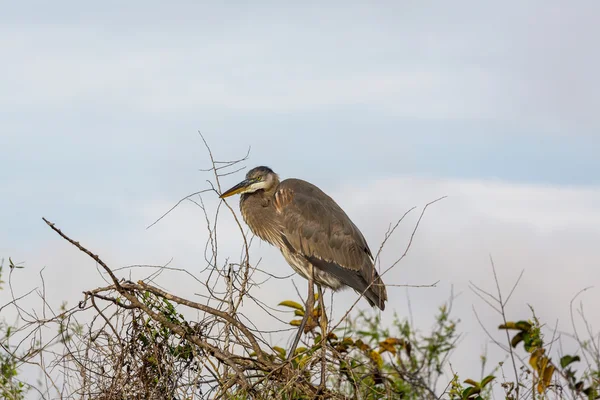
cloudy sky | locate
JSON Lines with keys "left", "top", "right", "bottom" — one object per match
{"left": 2, "top": 1, "right": 600, "bottom": 396}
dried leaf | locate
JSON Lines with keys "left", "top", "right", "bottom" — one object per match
{"left": 379, "top": 338, "right": 401, "bottom": 355}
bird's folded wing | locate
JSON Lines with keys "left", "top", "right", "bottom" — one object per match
{"left": 276, "top": 182, "right": 373, "bottom": 273}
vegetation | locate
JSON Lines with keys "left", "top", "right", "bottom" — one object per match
{"left": 1, "top": 258, "right": 27, "bottom": 400}
{"left": 3, "top": 242, "right": 599, "bottom": 399}
{"left": 2, "top": 144, "right": 598, "bottom": 399}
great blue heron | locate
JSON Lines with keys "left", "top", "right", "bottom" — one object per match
{"left": 219, "top": 166, "right": 387, "bottom": 357}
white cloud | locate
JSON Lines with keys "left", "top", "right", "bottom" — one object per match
{"left": 1, "top": 2, "right": 598, "bottom": 129}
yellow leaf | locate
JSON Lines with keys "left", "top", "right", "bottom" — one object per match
{"left": 369, "top": 350, "right": 384, "bottom": 369}
{"left": 273, "top": 346, "right": 286, "bottom": 360}
{"left": 499, "top": 320, "right": 532, "bottom": 331}
{"left": 537, "top": 363, "right": 555, "bottom": 393}
{"left": 289, "top": 319, "right": 303, "bottom": 326}
{"left": 298, "top": 355, "right": 310, "bottom": 369}
{"left": 278, "top": 300, "right": 304, "bottom": 311}
{"left": 379, "top": 341, "right": 397, "bottom": 355}
{"left": 463, "top": 379, "right": 479, "bottom": 387}
{"left": 354, "top": 339, "right": 370, "bottom": 352}
{"left": 342, "top": 337, "right": 354, "bottom": 346}
{"left": 529, "top": 348, "right": 545, "bottom": 370}
{"left": 379, "top": 337, "right": 404, "bottom": 355}
{"left": 499, "top": 322, "right": 517, "bottom": 330}
{"left": 383, "top": 337, "right": 404, "bottom": 345}
{"left": 294, "top": 347, "right": 308, "bottom": 355}
{"left": 529, "top": 348, "right": 555, "bottom": 394}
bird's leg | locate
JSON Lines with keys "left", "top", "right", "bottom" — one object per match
{"left": 317, "top": 285, "right": 328, "bottom": 338}
{"left": 287, "top": 272, "right": 314, "bottom": 361}
{"left": 317, "top": 285, "right": 328, "bottom": 390}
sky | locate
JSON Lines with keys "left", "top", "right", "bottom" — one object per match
{"left": 1, "top": 1, "right": 600, "bottom": 397}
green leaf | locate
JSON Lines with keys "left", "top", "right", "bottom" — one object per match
{"left": 510, "top": 331, "right": 525, "bottom": 348}
{"left": 278, "top": 300, "right": 304, "bottom": 311}
{"left": 289, "top": 319, "right": 303, "bottom": 326}
{"left": 560, "top": 355, "right": 581, "bottom": 369}
{"left": 294, "top": 309, "right": 305, "bottom": 317}
{"left": 515, "top": 320, "right": 532, "bottom": 330}
{"left": 8, "top": 257, "right": 25, "bottom": 270}
{"left": 480, "top": 375, "right": 495, "bottom": 388}
{"left": 522, "top": 331, "right": 536, "bottom": 352}
{"left": 461, "top": 386, "right": 480, "bottom": 399}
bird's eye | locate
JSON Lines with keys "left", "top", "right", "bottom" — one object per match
{"left": 255, "top": 177, "right": 262, "bottom": 182}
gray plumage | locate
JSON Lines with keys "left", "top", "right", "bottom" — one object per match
{"left": 220, "top": 166, "right": 387, "bottom": 310}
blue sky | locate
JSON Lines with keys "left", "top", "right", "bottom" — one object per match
{"left": 2, "top": 1, "right": 599, "bottom": 193}
{"left": 2, "top": 2, "right": 600, "bottom": 396}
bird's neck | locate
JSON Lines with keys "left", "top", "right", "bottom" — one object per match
{"left": 241, "top": 187, "right": 274, "bottom": 208}
{"left": 239, "top": 187, "right": 279, "bottom": 244}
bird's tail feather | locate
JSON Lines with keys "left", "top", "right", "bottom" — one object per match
{"left": 363, "top": 269, "right": 387, "bottom": 311}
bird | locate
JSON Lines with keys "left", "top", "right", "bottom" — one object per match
{"left": 219, "top": 166, "right": 387, "bottom": 357}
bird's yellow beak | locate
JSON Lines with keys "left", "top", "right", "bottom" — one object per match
{"left": 219, "top": 179, "right": 253, "bottom": 199}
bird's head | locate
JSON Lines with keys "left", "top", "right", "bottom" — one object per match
{"left": 219, "top": 166, "right": 279, "bottom": 198}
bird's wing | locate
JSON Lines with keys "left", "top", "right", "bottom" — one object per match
{"left": 275, "top": 179, "right": 386, "bottom": 309}
{"left": 275, "top": 179, "right": 370, "bottom": 270}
